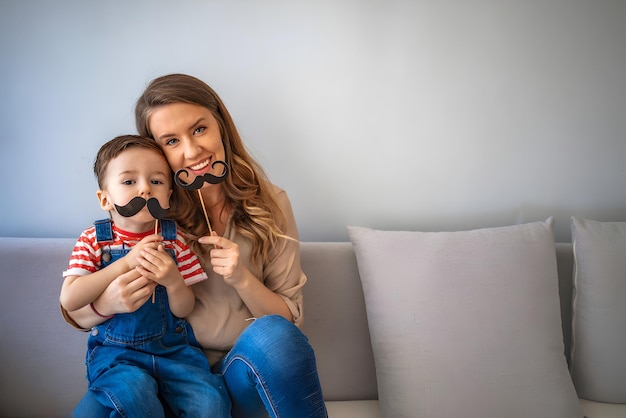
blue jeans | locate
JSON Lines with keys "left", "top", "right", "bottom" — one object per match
{"left": 75, "top": 315, "right": 327, "bottom": 418}
{"left": 75, "top": 283, "right": 230, "bottom": 418}
{"left": 217, "top": 315, "right": 327, "bottom": 418}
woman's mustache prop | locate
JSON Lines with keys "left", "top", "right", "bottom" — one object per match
{"left": 173, "top": 160, "right": 229, "bottom": 237}
{"left": 115, "top": 197, "right": 170, "bottom": 219}
{"left": 174, "top": 160, "right": 229, "bottom": 190}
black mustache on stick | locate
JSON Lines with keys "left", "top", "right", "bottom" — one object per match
{"left": 114, "top": 197, "right": 170, "bottom": 219}
{"left": 174, "top": 160, "right": 229, "bottom": 190}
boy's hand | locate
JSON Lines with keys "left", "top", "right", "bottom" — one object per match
{"left": 124, "top": 234, "right": 163, "bottom": 270}
{"left": 136, "top": 244, "right": 184, "bottom": 288}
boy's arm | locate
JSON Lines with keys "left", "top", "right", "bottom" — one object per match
{"left": 163, "top": 276, "right": 195, "bottom": 318}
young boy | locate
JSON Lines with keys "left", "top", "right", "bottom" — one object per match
{"left": 61, "top": 135, "right": 230, "bottom": 417}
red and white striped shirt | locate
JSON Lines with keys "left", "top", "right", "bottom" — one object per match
{"left": 63, "top": 223, "right": 207, "bottom": 286}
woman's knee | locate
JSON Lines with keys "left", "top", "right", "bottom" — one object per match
{"left": 246, "top": 315, "right": 308, "bottom": 345}
{"left": 232, "top": 315, "right": 315, "bottom": 369}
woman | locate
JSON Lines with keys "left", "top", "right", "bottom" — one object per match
{"left": 66, "top": 74, "right": 328, "bottom": 417}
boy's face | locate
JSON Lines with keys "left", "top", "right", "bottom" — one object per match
{"left": 97, "top": 147, "right": 172, "bottom": 232}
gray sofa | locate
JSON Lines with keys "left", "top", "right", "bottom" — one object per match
{"left": 0, "top": 237, "right": 623, "bottom": 417}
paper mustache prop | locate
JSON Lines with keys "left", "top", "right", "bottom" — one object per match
{"left": 115, "top": 197, "right": 169, "bottom": 219}
{"left": 173, "top": 160, "right": 229, "bottom": 236}
{"left": 174, "top": 160, "right": 229, "bottom": 190}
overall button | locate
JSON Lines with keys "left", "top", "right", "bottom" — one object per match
{"left": 91, "top": 328, "right": 99, "bottom": 336}
{"left": 174, "top": 326, "right": 183, "bottom": 333}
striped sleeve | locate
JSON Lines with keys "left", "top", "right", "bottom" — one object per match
{"left": 174, "top": 230, "right": 208, "bottom": 286}
{"left": 63, "top": 227, "right": 99, "bottom": 277}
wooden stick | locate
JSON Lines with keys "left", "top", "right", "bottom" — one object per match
{"left": 197, "top": 190, "right": 218, "bottom": 251}
{"left": 152, "top": 219, "right": 158, "bottom": 303}
{"left": 197, "top": 190, "right": 213, "bottom": 234}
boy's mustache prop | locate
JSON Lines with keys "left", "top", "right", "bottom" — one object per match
{"left": 173, "top": 160, "right": 229, "bottom": 237}
{"left": 115, "top": 197, "right": 169, "bottom": 219}
{"left": 174, "top": 160, "right": 229, "bottom": 190}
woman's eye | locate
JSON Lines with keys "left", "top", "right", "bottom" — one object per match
{"left": 165, "top": 138, "right": 179, "bottom": 146}
{"left": 194, "top": 127, "right": 205, "bottom": 135}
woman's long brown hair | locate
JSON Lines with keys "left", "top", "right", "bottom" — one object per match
{"left": 135, "top": 74, "right": 288, "bottom": 264}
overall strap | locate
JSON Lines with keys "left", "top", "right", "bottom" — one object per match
{"left": 159, "top": 219, "right": 179, "bottom": 265}
{"left": 160, "top": 219, "right": 177, "bottom": 242}
{"left": 94, "top": 218, "right": 114, "bottom": 242}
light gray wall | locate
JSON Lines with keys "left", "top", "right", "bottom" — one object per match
{"left": 1, "top": 0, "right": 625, "bottom": 242}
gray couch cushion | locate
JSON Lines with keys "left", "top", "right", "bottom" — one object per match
{"left": 570, "top": 217, "right": 626, "bottom": 402}
{"left": 0, "top": 238, "right": 86, "bottom": 416}
{"left": 300, "top": 242, "right": 378, "bottom": 401}
{"left": 348, "top": 220, "right": 582, "bottom": 418}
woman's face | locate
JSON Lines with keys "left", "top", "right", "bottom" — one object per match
{"left": 148, "top": 102, "right": 226, "bottom": 186}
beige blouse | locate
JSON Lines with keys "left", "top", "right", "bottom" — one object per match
{"left": 187, "top": 185, "right": 306, "bottom": 366}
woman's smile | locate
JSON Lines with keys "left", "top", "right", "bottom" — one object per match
{"left": 188, "top": 157, "right": 216, "bottom": 176}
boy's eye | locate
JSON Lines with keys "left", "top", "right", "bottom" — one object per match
{"left": 151, "top": 179, "right": 164, "bottom": 185}
{"left": 123, "top": 180, "right": 135, "bottom": 185}
{"left": 194, "top": 127, "right": 205, "bottom": 135}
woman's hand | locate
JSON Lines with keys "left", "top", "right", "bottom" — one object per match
{"left": 94, "top": 268, "right": 156, "bottom": 316}
{"left": 198, "top": 233, "right": 294, "bottom": 322}
{"left": 198, "top": 233, "right": 243, "bottom": 284}
{"left": 68, "top": 268, "right": 157, "bottom": 329}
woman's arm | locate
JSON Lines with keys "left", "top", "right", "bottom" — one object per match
{"left": 61, "top": 303, "right": 101, "bottom": 331}
{"left": 60, "top": 234, "right": 163, "bottom": 312}
{"left": 60, "top": 260, "right": 131, "bottom": 312}
{"left": 233, "top": 267, "right": 294, "bottom": 321}
{"left": 199, "top": 234, "right": 294, "bottom": 322}
{"left": 63, "top": 269, "right": 157, "bottom": 329}
{"left": 198, "top": 188, "right": 304, "bottom": 323}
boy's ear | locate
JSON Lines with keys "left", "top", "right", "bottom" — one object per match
{"left": 96, "top": 190, "right": 114, "bottom": 211}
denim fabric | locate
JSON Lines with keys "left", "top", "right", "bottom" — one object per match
{"left": 76, "top": 315, "right": 327, "bottom": 418}
{"left": 217, "top": 315, "right": 328, "bottom": 418}
{"left": 94, "top": 219, "right": 114, "bottom": 241}
{"left": 74, "top": 235, "right": 230, "bottom": 418}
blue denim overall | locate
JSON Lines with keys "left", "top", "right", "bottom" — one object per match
{"left": 80, "top": 219, "right": 230, "bottom": 418}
